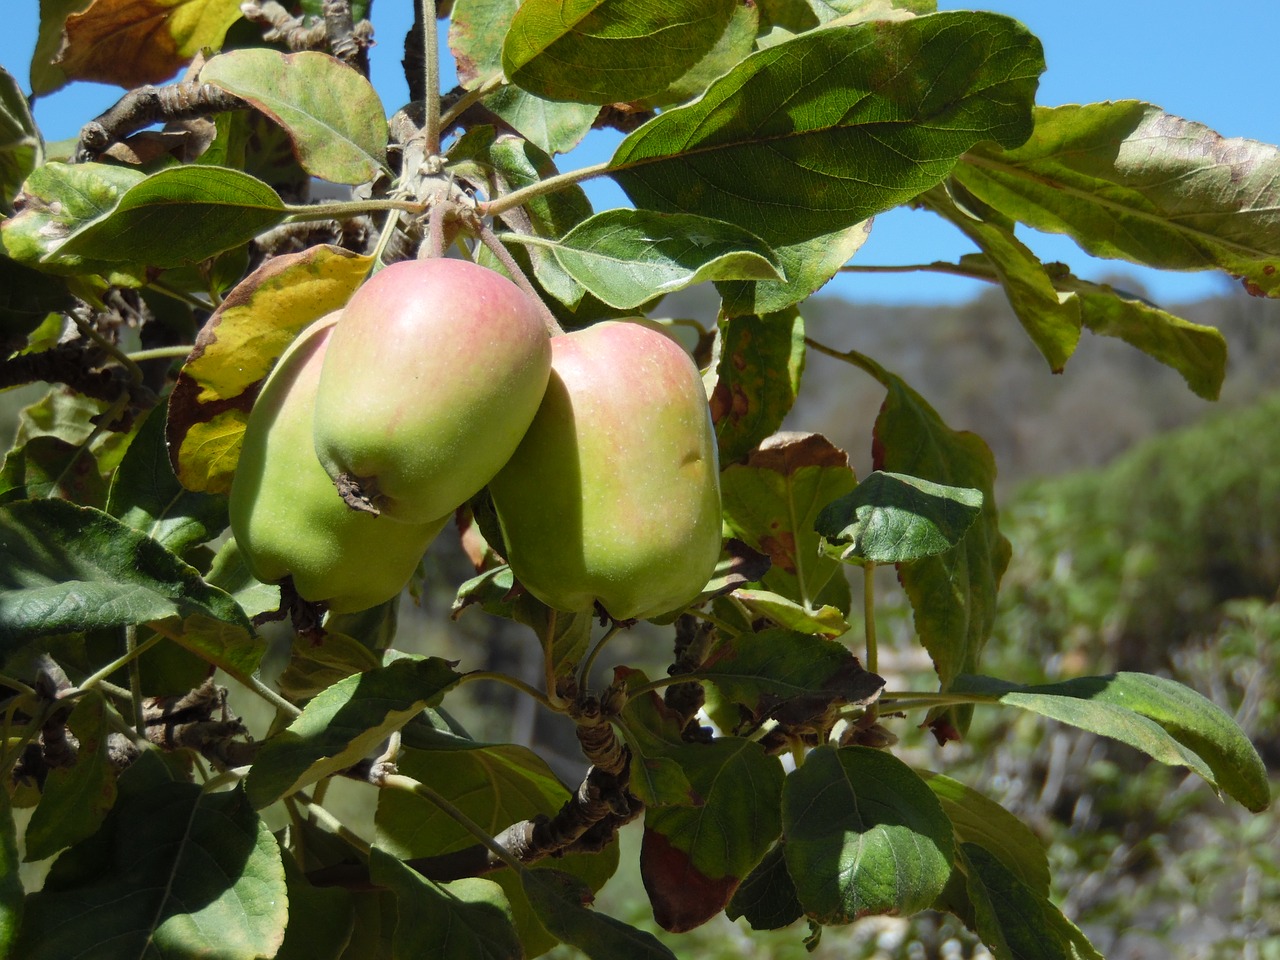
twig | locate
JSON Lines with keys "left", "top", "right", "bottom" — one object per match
{"left": 322, "top": 0, "right": 372, "bottom": 73}
{"left": 76, "top": 82, "right": 248, "bottom": 162}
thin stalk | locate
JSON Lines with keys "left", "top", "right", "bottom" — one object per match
{"left": 478, "top": 161, "right": 612, "bottom": 219}
{"left": 424, "top": 192, "right": 446, "bottom": 260}
{"left": 74, "top": 313, "right": 144, "bottom": 386}
{"left": 578, "top": 623, "right": 623, "bottom": 689}
{"left": 863, "top": 562, "right": 878, "bottom": 675}
{"left": 295, "top": 789, "right": 373, "bottom": 855}
{"left": 543, "top": 608, "right": 563, "bottom": 709}
{"left": 421, "top": 0, "right": 441, "bottom": 156}
{"left": 369, "top": 208, "right": 402, "bottom": 272}
{"left": 877, "top": 692, "right": 996, "bottom": 712}
{"left": 476, "top": 224, "right": 565, "bottom": 336}
{"left": 0, "top": 704, "right": 50, "bottom": 780}
{"left": 382, "top": 773, "right": 523, "bottom": 872}
{"left": 125, "top": 626, "right": 147, "bottom": 737}
{"left": 125, "top": 345, "right": 196, "bottom": 363}
{"left": 77, "top": 630, "right": 166, "bottom": 692}
{"left": 283, "top": 199, "right": 425, "bottom": 222}
{"left": 0, "top": 674, "right": 37, "bottom": 698}
{"left": 804, "top": 336, "right": 890, "bottom": 383}
{"left": 458, "top": 670, "right": 556, "bottom": 713}
{"left": 688, "top": 608, "right": 739, "bottom": 634}
{"left": 200, "top": 766, "right": 249, "bottom": 793}
{"left": 146, "top": 279, "right": 214, "bottom": 311}
{"left": 439, "top": 74, "right": 503, "bottom": 130}
{"left": 838, "top": 262, "right": 981, "bottom": 277}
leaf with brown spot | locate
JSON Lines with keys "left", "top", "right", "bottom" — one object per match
{"left": 57, "top": 0, "right": 245, "bottom": 89}
{"left": 711, "top": 309, "right": 805, "bottom": 465}
{"left": 720, "top": 433, "right": 856, "bottom": 610}
{"left": 640, "top": 828, "right": 741, "bottom": 933}
{"left": 166, "top": 244, "right": 372, "bottom": 493}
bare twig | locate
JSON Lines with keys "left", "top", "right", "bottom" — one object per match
{"left": 76, "top": 82, "right": 248, "bottom": 162}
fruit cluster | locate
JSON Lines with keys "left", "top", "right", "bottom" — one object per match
{"left": 229, "top": 258, "right": 723, "bottom": 620}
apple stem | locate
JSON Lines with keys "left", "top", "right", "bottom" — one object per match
{"left": 335, "top": 473, "right": 381, "bottom": 516}
{"left": 477, "top": 224, "right": 566, "bottom": 337}
{"left": 424, "top": 194, "right": 446, "bottom": 260}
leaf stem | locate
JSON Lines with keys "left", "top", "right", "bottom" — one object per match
{"left": 863, "top": 562, "right": 878, "bottom": 675}
{"left": 295, "top": 788, "right": 372, "bottom": 855}
{"left": 839, "top": 262, "right": 979, "bottom": 277}
{"left": 125, "top": 625, "right": 147, "bottom": 736}
{"left": 458, "top": 671, "right": 556, "bottom": 713}
{"left": 382, "top": 773, "right": 523, "bottom": 872}
{"left": 77, "top": 630, "right": 167, "bottom": 692}
{"left": 578, "top": 623, "right": 623, "bottom": 688}
{"left": 125, "top": 345, "right": 196, "bottom": 363}
{"left": 439, "top": 75, "right": 503, "bottom": 130}
{"left": 0, "top": 673, "right": 37, "bottom": 698}
{"left": 877, "top": 691, "right": 997, "bottom": 711}
{"left": 283, "top": 199, "right": 425, "bottom": 222}
{"left": 421, "top": 0, "right": 441, "bottom": 156}
{"left": 804, "top": 336, "right": 891, "bottom": 384}
{"left": 476, "top": 224, "right": 565, "bottom": 336}
{"left": 477, "top": 161, "right": 613, "bottom": 219}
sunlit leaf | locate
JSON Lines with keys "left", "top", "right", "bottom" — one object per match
{"left": 504, "top": 0, "right": 740, "bottom": 105}
{"left": 718, "top": 220, "right": 873, "bottom": 317}
{"left": 610, "top": 13, "right": 1042, "bottom": 246}
{"left": 815, "top": 470, "right": 984, "bottom": 565}
{"left": 949, "top": 673, "right": 1272, "bottom": 812}
{"left": 57, "top": 166, "right": 284, "bottom": 268}
{"left": 57, "top": 0, "right": 245, "bottom": 89}
{"left": 504, "top": 209, "right": 782, "bottom": 310}
{"left": 870, "top": 370, "right": 1010, "bottom": 735}
{"left": 201, "top": 50, "right": 388, "bottom": 185}
{"left": 728, "top": 589, "right": 849, "bottom": 639}
{"left": 30, "top": 0, "right": 92, "bottom": 96}
{"left": 920, "top": 772, "right": 1049, "bottom": 896}
{"left": 720, "top": 433, "right": 856, "bottom": 611}
{"left": 641, "top": 0, "right": 758, "bottom": 108}
{"left": 166, "top": 244, "right": 371, "bottom": 493}
{"left": 0, "top": 499, "right": 251, "bottom": 651}
{"left": 783, "top": 746, "right": 954, "bottom": 922}
{"left": 522, "top": 869, "right": 677, "bottom": 960}
{"left": 14, "top": 752, "right": 288, "bottom": 960}
{"left": 246, "top": 657, "right": 460, "bottom": 809}
{"left": 954, "top": 102, "right": 1280, "bottom": 297}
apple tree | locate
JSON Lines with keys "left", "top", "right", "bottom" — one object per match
{"left": 0, "top": 2, "right": 1274, "bottom": 958}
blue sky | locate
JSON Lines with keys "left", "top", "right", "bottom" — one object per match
{"left": 3, "top": 2, "right": 1277, "bottom": 305}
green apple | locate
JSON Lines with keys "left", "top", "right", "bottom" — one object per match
{"left": 229, "top": 313, "right": 447, "bottom": 614}
{"left": 311, "top": 258, "right": 551, "bottom": 524}
{"left": 488, "top": 320, "right": 723, "bottom": 621}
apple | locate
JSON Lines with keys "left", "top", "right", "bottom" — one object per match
{"left": 311, "top": 258, "right": 551, "bottom": 524}
{"left": 229, "top": 313, "right": 447, "bottom": 614}
{"left": 488, "top": 320, "right": 723, "bottom": 621}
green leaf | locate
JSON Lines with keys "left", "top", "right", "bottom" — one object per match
{"left": 718, "top": 220, "right": 873, "bottom": 317}
{"left": 0, "top": 790, "right": 21, "bottom": 955}
{"left": 277, "top": 850, "right": 356, "bottom": 960}
{"left": 522, "top": 869, "right": 677, "bottom": 960}
{"left": 720, "top": 432, "right": 856, "bottom": 611}
{"left": 729, "top": 589, "right": 849, "bottom": 639}
{"left": 699, "top": 628, "right": 883, "bottom": 731}
{"left": 870, "top": 369, "right": 1011, "bottom": 735}
{"left": 166, "top": 243, "right": 371, "bottom": 494}
{"left": 920, "top": 772, "right": 1049, "bottom": 896}
{"left": 953, "top": 102, "right": 1280, "bottom": 297}
{"left": 0, "top": 435, "right": 108, "bottom": 507}
{"left": 609, "top": 13, "right": 1043, "bottom": 247}
{"left": 205, "top": 536, "right": 282, "bottom": 619}
{"left": 57, "top": 165, "right": 285, "bottom": 268}
{"left": 0, "top": 499, "right": 252, "bottom": 651}
{"left": 504, "top": 0, "right": 740, "bottom": 105}
{"left": 0, "top": 256, "right": 71, "bottom": 348}
{"left": 14, "top": 751, "right": 288, "bottom": 960}
{"left": 948, "top": 673, "right": 1272, "bottom": 812}
{"left": 924, "top": 184, "right": 1081, "bottom": 372}
{"left": 815, "top": 470, "right": 984, "bottom": 565}
{"left": 245, "top": 657, "right": 461, "bottom": 809}
{"left": 1057, "top": 271, "right": 1227, "bottom": 401}
{"left": 166, "top": 612, "right": 265, "bottom": 678}
{"left": 710, "top": 309, "right": 805, "bottom": 465}
{"left": 725, "top": 842, "right": 803, "bottom": 931}
{"left": 960, "top": 843, "right": 1103, "bottom": 960}
{"left": 30, "top": 0, "right": 92, "bottom": 96}
{"left": 0, "top": 67, "right": 42, "bottom": 217}
{"left": 369, "top": 849, "right": 522, "bottom": 960}
{"left": 505, "top": 209, "right": 783, "bottom": 311}
{"left": 106, "top": 407, "right": 228, "bottom": 555}
{"left": 641, "top": 0, "right": 759, "bottom": 108}
{"left": 0, "top": 161, "right": 146, "bottom": 275}
{"left": 483, "top": 86, "right": 600, "bottom": 156}
{"left": 23, "top": 691, "right": 118, "bottom": 863}
{"left": 277, "top": 630, "right": 383, "bottom": 701}
{"left": 782, "top": 745, "right": 955, "bottom": 922}
{"left": 201, "top": 49, "right": 389, "bottom": 185}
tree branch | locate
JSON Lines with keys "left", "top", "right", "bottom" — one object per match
{"left": 76, "top": 82, "right": 249, "bottom": 162}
